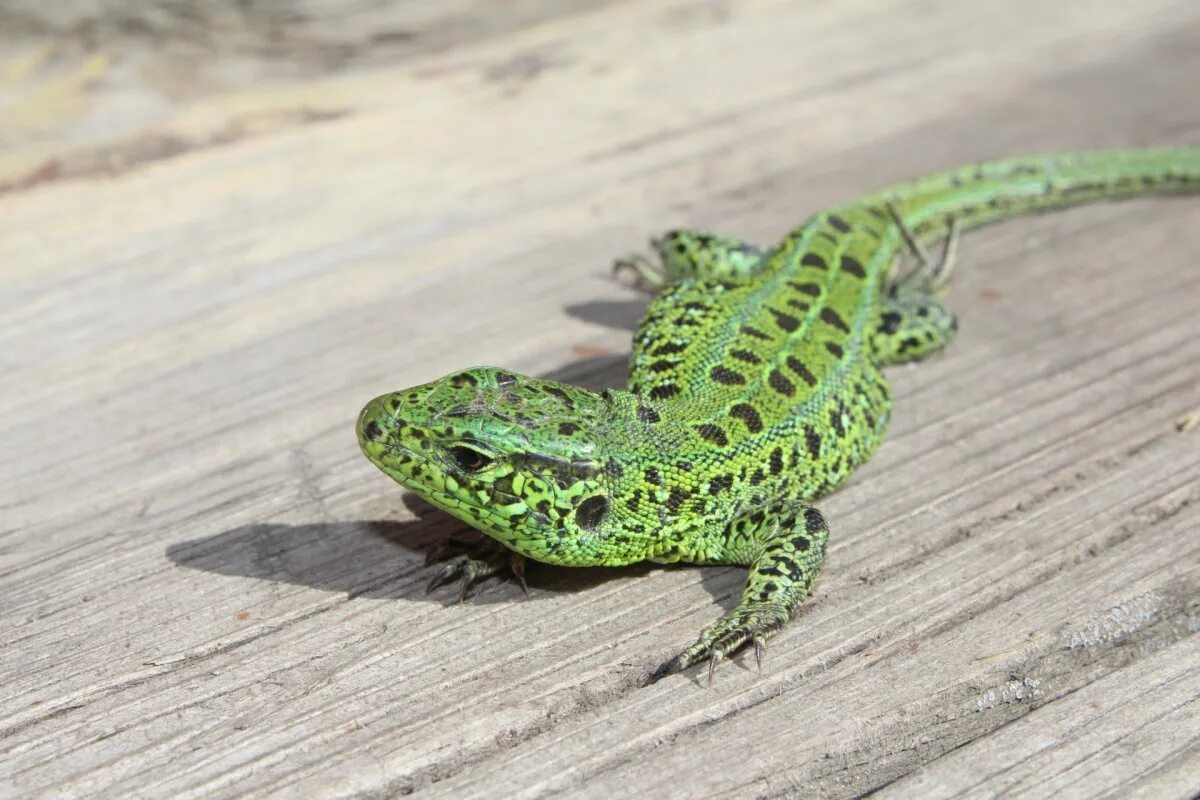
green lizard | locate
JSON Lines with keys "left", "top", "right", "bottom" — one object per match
{"left": 357, "top": 149, "right": 1200, "bottom": 681}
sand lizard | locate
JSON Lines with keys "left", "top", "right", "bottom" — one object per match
{"left": 357, "top": 149, "right": 1200, "bottom": 681}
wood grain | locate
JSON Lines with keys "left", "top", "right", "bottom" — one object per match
{"left": 2, "top": 1, "right": 1198, "bottom": 797}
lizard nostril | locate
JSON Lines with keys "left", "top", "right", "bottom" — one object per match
{"left": 363, "top": 420, "right": 384, "bottom": 442}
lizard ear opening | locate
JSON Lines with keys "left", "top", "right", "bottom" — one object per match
{"left": 575, "top": 495, "right": 610, "bottom": 531}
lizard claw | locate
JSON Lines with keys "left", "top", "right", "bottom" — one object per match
{"left": 510, "top": 553, "right": 529, "bottom": 596}
{"left": 649, "top": 654, "right": 686, "bottom": 683}
{"left": 707, "top": 650, "right": 723, "bottom": 687}
{"left": 457, "top": 570, "right": 475, "bottom": 603}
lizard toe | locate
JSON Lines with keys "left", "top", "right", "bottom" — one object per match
{"left": 661, "top": 602, "right": 790, "bottom": 683}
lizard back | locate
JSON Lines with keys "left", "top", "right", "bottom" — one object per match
{"left": 628, "top": 207, "right": 898, "bottom": 506}
{"left": 627, "top": 149, "right": 1200, "bottom": 517}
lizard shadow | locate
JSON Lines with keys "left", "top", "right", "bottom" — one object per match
{"left": 562, "top": 298, "right": 647, "bottom": 333}
{"left": 165, "top": 499, "right": 655, "bottom": 606}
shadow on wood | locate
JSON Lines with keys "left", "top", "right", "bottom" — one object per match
{"left": 165, "top": 505, "right": 659, "bottom": 606}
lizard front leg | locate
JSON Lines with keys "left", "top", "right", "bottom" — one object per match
{"left": 425, "top": 536, "right": 527, "bottom": 601}
{"left": 655, "top": 501, "right": 830, "bottom": 683}
{"left": 614, "top": 229, "right": 765, "bottom": 291}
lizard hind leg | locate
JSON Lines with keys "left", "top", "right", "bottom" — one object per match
{"left": 887, "top": 204, "right": 961, "bottom": 294}
{"left": 654, "top": 502, "right": 829, "bottom": 683}
{"left": 872, "top": 210, "right": 961, "bottom": 365}
{"left": 614, "top": 229, "right": 765, "bottom": 292}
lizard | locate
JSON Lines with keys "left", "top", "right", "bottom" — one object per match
{"left": 357, "top": 148, "right": 1200, "bottom": 682}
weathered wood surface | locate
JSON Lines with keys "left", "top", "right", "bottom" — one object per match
{"left": 2, "top": 2, "right": 1199, "bottom": 797}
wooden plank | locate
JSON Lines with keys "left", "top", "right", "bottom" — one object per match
{"left": 880, "top": 636, "right": 1200, "bottom": 799}
{"left": 2, "top": 1, "right": 1199, "bottom": 797}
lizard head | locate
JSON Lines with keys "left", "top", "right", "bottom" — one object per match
{"left": 357, "top": 366, "right": 640, "bottom": 565}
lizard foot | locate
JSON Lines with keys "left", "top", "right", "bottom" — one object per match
{"left": 612, "top": 251, "right": 667, "bottom": 293}
{"left": 424, "top": 537, "right": 526, "bottom": 601}
{"left": 653, "top": 601, "right": 789, "bottom": 685}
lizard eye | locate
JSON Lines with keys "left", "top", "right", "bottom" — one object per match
{"left": 449, "top": 445, "right": 493, "bottom": 473}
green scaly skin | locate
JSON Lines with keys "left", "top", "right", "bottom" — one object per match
{"left": 358, "top": 148, "right": 1200, "bottom": 681}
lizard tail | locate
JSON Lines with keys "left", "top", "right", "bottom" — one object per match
{"left": 865, "top": 148, "right": 1200, "bottom": 241}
